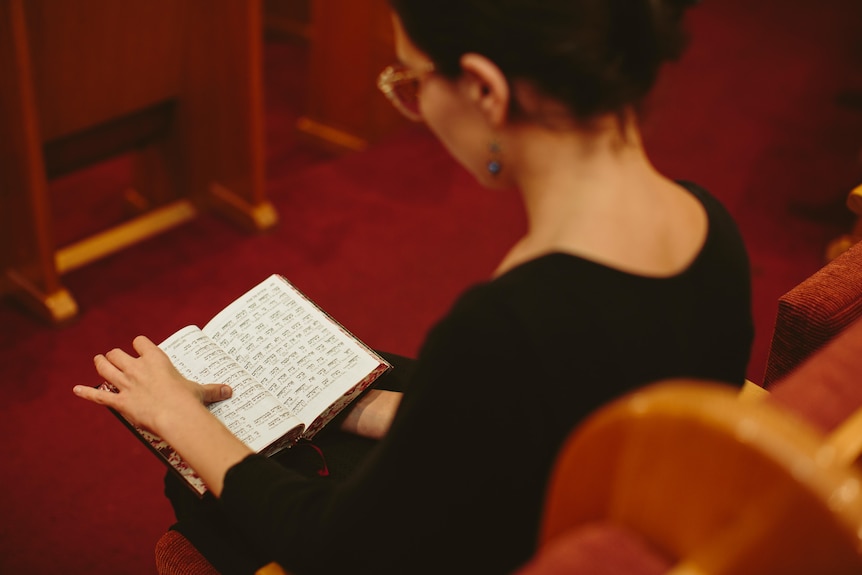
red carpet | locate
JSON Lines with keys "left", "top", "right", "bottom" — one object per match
{"left": 2, "top": 2, "right": 862, "bottom": 573}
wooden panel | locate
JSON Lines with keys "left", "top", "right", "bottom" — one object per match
{"left": 43, "top": 101, "right": 175, "bottom": 179}
{"left": 179, "top": 0, "right": 275, "bottom": 229}
{"left": 23, "top": 0, "right": 184, "bottom": 141}
{"left": 0, "top": 0, "right": 273, "bottom": 323}
{"left": 0, "top": 0, "right": 76, "bottom": 321}
{"left": 299, "top": 0, "right": 408, "bottom": 151}
{"left": 264, "top": 0, "right": 312, "bottom": 40}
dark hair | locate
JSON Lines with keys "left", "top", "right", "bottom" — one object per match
{"left": 387, "top": 0, "right": 699, "bottom": 121}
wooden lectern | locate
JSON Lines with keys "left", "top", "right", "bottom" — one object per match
{"left": 0, "top": 0, "right": 275, "bottom": 323}
{"left": 298, "top": 0, "right": 409, "bottom": 152}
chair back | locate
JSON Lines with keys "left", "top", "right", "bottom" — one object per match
{"left": 763, "top": 239, "right": 862, "bottom": 387}
{"left": 519, "top": 379, "right": 862, "bottom": 575}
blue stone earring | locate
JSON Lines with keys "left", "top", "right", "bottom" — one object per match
{"left": 487, "top": 140, "right": 502, "bottom": 176}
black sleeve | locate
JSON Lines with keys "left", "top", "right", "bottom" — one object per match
{"left": 218, "top": 287, "right": 552, "bottom": 575}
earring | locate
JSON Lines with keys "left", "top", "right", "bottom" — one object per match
{"left": 487, "top": 139, "right": 502, "bottom": 177}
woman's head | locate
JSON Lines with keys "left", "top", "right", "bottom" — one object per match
{"left": 386, "top": 0, "right": 698, "bottom": 123}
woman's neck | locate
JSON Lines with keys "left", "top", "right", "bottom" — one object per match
{"left": 494, "top": 114, "right": 705, "bottom": 278}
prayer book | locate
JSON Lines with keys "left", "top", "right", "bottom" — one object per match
{"left": 102, "top": 274, "right": 390, "bottom": 496}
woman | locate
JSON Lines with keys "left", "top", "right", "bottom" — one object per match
{"left": 74, "top": 1, "right": 753, "bottom": 573}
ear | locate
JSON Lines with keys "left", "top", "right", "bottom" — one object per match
{"left": 459, "top": 53, "right": 510, "bottom": 127}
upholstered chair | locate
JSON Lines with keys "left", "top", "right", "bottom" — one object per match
{"left": 516, "top": 317, "right": 862, "bottom": 575}
{"left": 762, "top": 238, "right": 862, "bottom": 388}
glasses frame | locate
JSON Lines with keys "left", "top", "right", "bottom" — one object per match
{"left": 377, "top": 62, "right": 435, "bottom": 122}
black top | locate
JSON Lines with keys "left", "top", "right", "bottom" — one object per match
{"left": 219, "top": 182, "right": 754, "bottom": 574}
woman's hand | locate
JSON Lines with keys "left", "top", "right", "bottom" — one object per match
{"left": 74, "top": 335, "right": 252, "bottom": 497}
{"left": 72, "top": 335, "right": 232, "bottom": 434}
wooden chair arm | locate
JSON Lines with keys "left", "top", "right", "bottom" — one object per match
{"left": 540, "top": 379, "right": 862, "bottom": 575}
{"left": 256, "top": 562, "right": 290, "bottom": 575}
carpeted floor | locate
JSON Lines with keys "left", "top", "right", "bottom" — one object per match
{"left": 2, "top": 2, "right": 862, "bottom": 573}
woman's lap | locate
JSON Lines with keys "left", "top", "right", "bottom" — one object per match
{"left": 164, "top": 352, "right": 415, "bottom": 574}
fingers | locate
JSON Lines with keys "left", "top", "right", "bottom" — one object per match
{"left": 94, "top": 353, "right": 126, "bottom": 386}
{"left": 72, "top": 384, "right": 120, "bottom": 408}
{"left": 200, "top": 383, "right": 233, "bottom": 404}
{"left": 74, "top": 336, "right": 171, "bottom": 426}
{"left": 132, "top": 335, "right": 158, "bottom": 355}
{"left": 77, "top": 337, "right": 213, "bottom": 421}
{"left": 132, "top": 335, "right": 176, "bottom": 373}
{"left": 96, "top": 336, "right": 159, "bottom": 380}
{"left": 103, "top": 345, "right": 137, "bottom": 375}
{"left": 92, "top": 338, "right": 150, "bottom": 392}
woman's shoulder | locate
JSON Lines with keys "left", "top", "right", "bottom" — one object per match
{"left": 458, "top": 253, "right": 626, "bottom": 316}
{"left": 676, "top": 180, "right": 738, "bottom": 228}
{"left": 676, "top": 180, "right": 750, "bottom": 266}
{"left": 421, "top": 256, "right": 606, "bottom": 362}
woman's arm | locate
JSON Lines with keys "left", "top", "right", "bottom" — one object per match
{"left": 72, "top": 335, "right": 250, "bottom": 497}
{"left": 339, "top": 389, "right": 403, "bottom": 439}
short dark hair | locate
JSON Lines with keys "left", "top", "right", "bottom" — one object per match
{"left": 388, "top": 0, "right": 698, "bottom": 121}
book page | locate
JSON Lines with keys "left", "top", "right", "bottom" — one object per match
{"left": 160, "top": 325, "right": 303, "bottom": 452}
{"left": 202, "top": 275, "right": 385, "bottom": 426}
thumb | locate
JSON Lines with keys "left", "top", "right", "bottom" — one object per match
{"left": 199, "top": 383, "right": 233, "bottom": 404}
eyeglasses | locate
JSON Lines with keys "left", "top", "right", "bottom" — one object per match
{"left": 377, "top": 62, "right": 435, "bottom": 122}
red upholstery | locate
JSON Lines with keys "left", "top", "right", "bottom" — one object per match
{"left": 762, "top": 240, "right": 862, "bottom": 387}
{"left": 512, "top": 524, "right": 670, "bottom": 575}
{"left": 767, "top": 316, "right": 862, "bottom": 435}
{"left": 155, "top": 530, "right": 220, "bottom": 575}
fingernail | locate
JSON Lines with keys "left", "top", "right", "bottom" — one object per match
{"left": 221, "top": 385, "right": 232, "bottom": 399}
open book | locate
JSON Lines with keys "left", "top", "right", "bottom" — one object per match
{"left": 105, "top": 274, "right": 391, "bottom": 496}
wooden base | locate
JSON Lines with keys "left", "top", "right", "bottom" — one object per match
{"left": 5, "top": 269, "right": 78, "bottom": 324}
{"left": 55, "top": 198, "right": 198, "bottom": 274}
{"left": 5, "top": 185, "right": 276, "bottom": 322}
{"left": 207, "top": 183, "right": 279, "bottom": 232}
{"left": 296, "top": 116, "right": 368, "bottom": 154}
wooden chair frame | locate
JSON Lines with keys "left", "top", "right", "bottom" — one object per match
{"left": 0, "top": 0, "right": 276, "bottom": 323}
{"left": 540, "top": 380, "right": 862, "bottom": 575}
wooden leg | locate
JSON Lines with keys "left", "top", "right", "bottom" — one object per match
{"left": 207, "top": 184, "right": 279, "bottom": 231}
{"left": 180, "top": 0, "right": 277, "bottom": 232}
{"left": 0, "top": 0, "right": 77, "bottom": 323}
